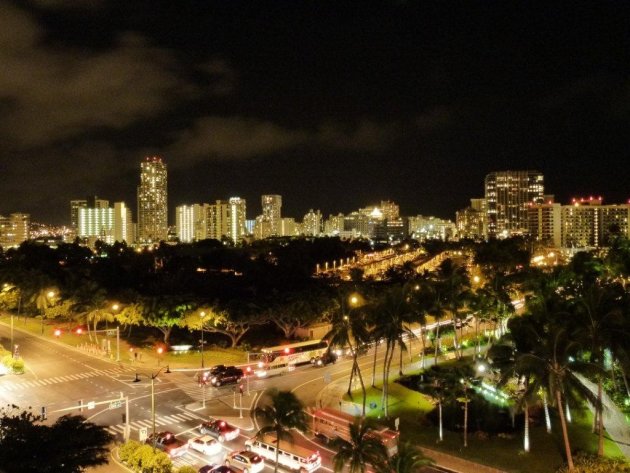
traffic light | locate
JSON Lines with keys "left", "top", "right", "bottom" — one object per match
{"left": 54, "top": 329, "right": 61, "bottom": 338}
{"left": 41, "top": 406, "right": 47, "bottom": 420}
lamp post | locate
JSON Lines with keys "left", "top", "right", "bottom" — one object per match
{"left": 200, "top": 311, "right": 206, "bottom": 369}
{"left": 150, "top": 367, "right": 168, "bottom": 452}
{"left": 157, "top": 347, "right": 164, "bottom": 366}
{"left": 111, "top": 304, "right": 121, "bottom": 362}
{"left": 40, "top": 290, "right": 56, "bottom": 335}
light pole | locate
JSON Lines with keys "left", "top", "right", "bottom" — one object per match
{"left": 111, "top": 304, "right": 121, "bottom": 362}
{"left": 40, "top": 290, "right": 56, "bottom": 335}
{"left": 150, "top": 367, "right": 168, "bottom": 452}
{"left": 200, "top": 311, "right": 206, "bottom": 369}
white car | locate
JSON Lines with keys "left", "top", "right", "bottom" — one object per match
{"left": 188, "top": 435, "right": 222, "bottom": 456}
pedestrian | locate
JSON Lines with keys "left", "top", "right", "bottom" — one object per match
{"left": 134, "top": 351, "right": 138, "bottom": 362}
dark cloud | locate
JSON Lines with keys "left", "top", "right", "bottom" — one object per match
{"left": 0, "top": 5, "right": 191, "bottom": 148}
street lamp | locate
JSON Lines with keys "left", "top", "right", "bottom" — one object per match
{"left": 157, "top": 347, "right": 164, "bottom": 366}
{"left": 200, "top": 311, "right": 206, "bottom": 369}
{"left": 41, "top": 290, "right": 56, "bottom": 335}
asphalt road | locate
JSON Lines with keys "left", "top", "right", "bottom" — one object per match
{"left": 0, "top": 322, "right": 452, "bottom": 473}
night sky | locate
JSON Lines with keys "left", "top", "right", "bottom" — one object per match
{"left": 2, "top": 1, "right": 629, "bottom": 225}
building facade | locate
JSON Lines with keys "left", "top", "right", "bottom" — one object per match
{"left": 137, "top": 156, "right": 168, "bottom": 244}
{"left": 261, "top": 195, "right": 282, "bottom": 237}
{"left": 485, "top": 170, "right": 544, "bottom": 237}
{"left": 0, "top": 213, "right": 30, "bottom": 249}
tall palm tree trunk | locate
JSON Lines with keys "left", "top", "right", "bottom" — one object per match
{"left": 353, "top": 356, "right": 367, "bottom": 416}
{"left": 463, "top": 397, "right": 469, "bottom": 448}
{"left": 556, "top": 389, "right": 574, "bottom": 471}
{"left": 438, "top": 401, "right": 443, "bottom": 442}
{"left": 371, "top": 341, "right": 379, "bottom": 387}
{"left": 543, "top": 392, "right": 552, "bottom": 433}
{"left": 434, "top": 324, "right": 441, "bottom": 366}
{"left": 524, "top": 401, "right": 530, "bottom": 452}
{"left": 420, "top": 326, "right": 427, "bottom": 369}
{"left": 384, "top": 341, "right": 396, "bottom": 418}
{"left": 398, "top": 338, "right": 404, "bottom": 376}
{"left": 597, "top": 377, "right": 604, "bottom": 456}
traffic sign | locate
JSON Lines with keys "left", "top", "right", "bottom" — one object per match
{"left": 109, "top": 400, "right": 123, "bottom": 410}
{"left": 139, "top": 428, "right": 148, "bottom": 442}
{"left": 87, "top": 401, "right": 95, "bottom": 410}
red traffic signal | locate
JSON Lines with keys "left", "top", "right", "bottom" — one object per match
{"left": 284, "top": 347, "right": 291, "bottom": 354}
{"left": 54, "top": 329, "right": 62, "bottom": 338}
{"left": 76, "top": 328, "right": 83, "bottom": 335}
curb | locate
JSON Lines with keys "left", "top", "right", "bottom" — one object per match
{"left": 109, "top": 446, "right": 135, "bottom": 473}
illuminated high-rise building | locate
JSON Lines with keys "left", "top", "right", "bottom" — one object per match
{"left": 485, "top": 170, "right": 544, "bottom": 237}
{"left": 228, "top": 197, "right": 247, "bottom": 243}
{"left": 113, "top": 202, "right": 133, "bottom": 244}
{"left": 137, "top": 156, "right": 168, "bottom": 243}
{"left": 0, "top": 213, "right": 30, "bottom": 249}
{"left": 261, "top": 195, "right": 282, "bottom": 237}
{"left": 176, "top": 204, "right": 208, "bottom": 243}
{"left": 302, "top": 209, "right": 322, "bottom": 236}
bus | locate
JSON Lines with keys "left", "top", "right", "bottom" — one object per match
{"left": 245, "top": 433, "right": 321, "bottom": 472}
{"left": 255, "top": 339, "right": 328, "bottom": 377}
{"left": 309, "top": 407, "right": 399, "bottom": 457}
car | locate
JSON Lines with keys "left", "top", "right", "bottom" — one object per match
{"left": 199, "top": 419, "right": 240, "bottom": 442}
{"left": 199, "top": 466, "right": 236, "bottom": 473}
{"left": 210, "top": 366, "right": 244, "bottom": 386}
{"left": 146, "top": 431, "right": 188, "bottom": 458}
{"left": 311, "top": 350, "right": 337, "bottom": 366}
{"left": 225, "top": 450, "right": 265, "bottom": 473}
{"left": 188, "top": 435, "right": 222, "bottom": 456}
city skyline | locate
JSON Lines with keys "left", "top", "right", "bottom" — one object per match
{"left": 1, "top": 2, "right": 630, "bottom": 225}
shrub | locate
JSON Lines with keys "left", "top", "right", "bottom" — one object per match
{"left": 11, "top": 358, "right": 24, "bottom": 374}
{"left": 122, "top": 442, "right": 172, "bottom": 473}
{"left": 119, "top": 440, "right": 141, "bottom": 463}
{"left": 556, "top": 453, "right": 630, "bottom": 473}
{"left": 176, "top": 467, "right": 198, "bottom": 473}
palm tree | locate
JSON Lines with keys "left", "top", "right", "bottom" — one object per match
{"left": 436, "top": 259, "right": 471, "bottom": 359}
{"left": 254, "top": 389, "right": 309, "bottom": 473}
{"left": 331, "top": 417, "right": 388, "bottom": 473}
{"left": 71, "top": 281, "right": 109, "bottom": 342}
{"left": 374, "top": 284, "right": 415, "bottom": 418}
{"left": 512, "top": 322, "right": 596, "bottom": 472}
{"left": 572, "top": 279, "right": 625, "bottom": 456}
{"left": 374, "top": 442, "right": 434, "bottom": 473}
{"left": 323, "top": 292, "right": 369, "bottom": 414}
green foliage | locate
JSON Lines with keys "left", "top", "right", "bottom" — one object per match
{"left": 2, "top": 354, "right": 25, "bottom": 374}
{"left": 0, "top": 407, "right": 113, "bottom": 473}
{"left": 555, "top": 453, "right": 630, "bottom": 473}
{"left": 332, "top": 417, "right": 389, "bottom": 473}
{"left": 119, "top": 440, "right": 173, "bottom": 473}
{"left": 175, "top": 466, "right": 198, "bottom": 473}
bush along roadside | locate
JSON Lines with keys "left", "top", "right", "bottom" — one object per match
{"left": 0, "top": 345, "right": 24, "bottom": 374}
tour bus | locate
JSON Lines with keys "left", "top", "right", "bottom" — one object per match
{"left": 255, "top": 339, "right": 328, "bottom": 377}
{"left": 309, "top": 407, "right": 399, "bottom": 457}
{"left": 245, "top": 433, "right": 322, "bottom": 472}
